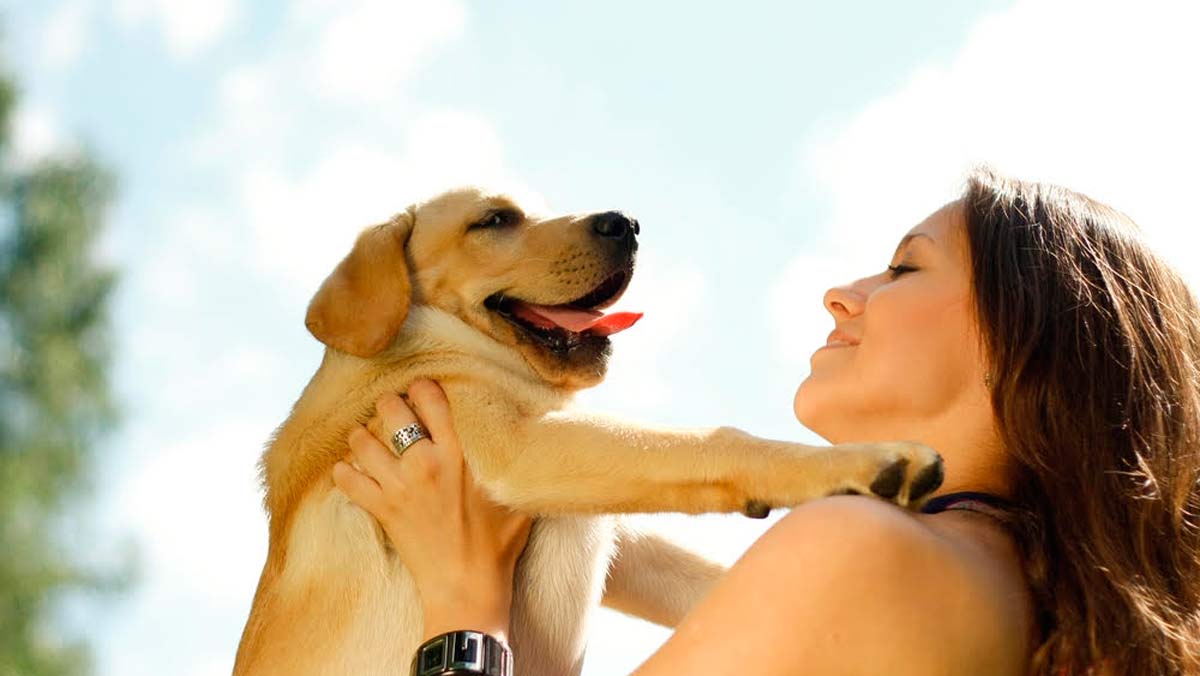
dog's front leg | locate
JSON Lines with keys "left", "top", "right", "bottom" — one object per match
{"left": 475, "top": 411, "right": 943, "bottom": 517}
{"left": 601, "top": 518, "right": 726, "bottom": 628}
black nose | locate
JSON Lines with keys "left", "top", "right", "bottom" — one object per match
{"left": 591, "top": 211, "right": 640, "bottom": 239}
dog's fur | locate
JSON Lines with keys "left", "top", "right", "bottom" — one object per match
{"left": 232, "top": 187, "right": 943, "bottom": 675}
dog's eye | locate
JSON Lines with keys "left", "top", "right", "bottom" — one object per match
{"left": 469, "top": 209, "right": 521, "bottom": 232}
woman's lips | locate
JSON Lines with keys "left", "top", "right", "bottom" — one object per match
{"left": 825, "top": 329, "right": 860, "bottom": 348}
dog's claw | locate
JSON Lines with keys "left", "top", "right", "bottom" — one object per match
{"left": 869, "top": 458, "right": 908, "bottom": 500}
{"left": 744, "top": 499, "right": 771, "bottom": 519}
{"left": 908, "top": 456, "right": 945, "bottom": 503}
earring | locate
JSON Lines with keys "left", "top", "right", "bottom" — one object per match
{"left": 984, "top": 373, "right": 994, "bottom": 388}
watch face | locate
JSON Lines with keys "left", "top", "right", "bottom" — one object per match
{"left": 416, "top": 631, "right": 507, "bottom": 676}
{"left": 418, "top": 636, "right": 448, "bottom": 675}
{"left": 449, "top": 633, "right": 481, "bottom": 669}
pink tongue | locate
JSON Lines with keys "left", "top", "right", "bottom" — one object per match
{"left": 511, "top": 302, "right": 643, "bottom": 336}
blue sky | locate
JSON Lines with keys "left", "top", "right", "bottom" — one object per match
{"left": 3, "top": 1, "right": 1198, "bottom": 674}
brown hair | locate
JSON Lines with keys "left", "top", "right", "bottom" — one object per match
{"left": 963, "top": 168, "right": 1200, "bottom": 674}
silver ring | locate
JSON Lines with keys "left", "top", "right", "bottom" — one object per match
{"left": 390, "top": 422, "right": 429, "bottom": 456}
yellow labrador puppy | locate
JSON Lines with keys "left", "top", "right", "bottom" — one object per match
{"left": 232, "top": 187, "right": 944, "bottom": 676}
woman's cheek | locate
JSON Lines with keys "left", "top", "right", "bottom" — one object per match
{"left": 853, "top": 310, "right": 943, "bottom": 410}
{"left": 879, "top": 315, "right": 976, "bottom": 412}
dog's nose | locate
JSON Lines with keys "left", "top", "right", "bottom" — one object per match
{"left": 591, "top": 211, "right": 640, "bottom": 239}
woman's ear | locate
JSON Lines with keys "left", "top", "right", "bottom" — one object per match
{"left": 305, "top": 211, "right": 414, "bottom": 357}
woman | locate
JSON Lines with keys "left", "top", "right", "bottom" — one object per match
{"left": 332, "top": 169, "right": 1200, "bottom": 675}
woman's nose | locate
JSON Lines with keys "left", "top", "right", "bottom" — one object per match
{"left": 823, "top": 283, "right": 865, "bottom": 319}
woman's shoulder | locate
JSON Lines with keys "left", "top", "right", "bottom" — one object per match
{"left": 788, "top": 491, "right": 1030, "bottom": 587}
{"left": 788, "top": 496, "right": 1033, "bottom": 667}
{"left": 636, "top": 495, "right": 1033, "bottom": 676}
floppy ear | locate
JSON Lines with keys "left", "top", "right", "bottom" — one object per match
{"left": 305, "top": 211, "right": 414, "bottom": 358}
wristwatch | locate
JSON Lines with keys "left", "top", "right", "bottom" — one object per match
{"left": 412, "top": 630, "right": 513, "bottom": 676}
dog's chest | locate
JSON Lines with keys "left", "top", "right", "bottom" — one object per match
{"left": 509, "top": 516, "right": 619, "bottom": 676}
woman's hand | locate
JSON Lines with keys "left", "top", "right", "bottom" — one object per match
{"left": 331, "top": 379, "right": 533, "bottom": 643}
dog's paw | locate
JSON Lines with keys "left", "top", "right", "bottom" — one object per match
{"left": 826, "top": 442, "right": 944, "bottom": 509}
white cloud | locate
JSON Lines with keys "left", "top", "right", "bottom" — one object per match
{"left": 188, "top": 0, "right": 484, "bottom": 294}
{"left": 189, "top": 0, "right": 467, "bottom": 167}
{"left": 773, "top": 0, "right": 1200, "bottom": 367}
{"left": 115, "top": 0, "right": 238, "bottom": 58}
{"left": 7, "top": 103, "right": 73, "bottom": 169}
{"left": 308, "top": 0, "right": 466, "bottom": 104}
{"left": 185, "top": 657, "right": 239, "bottom": 676}
{"left": 187, "top": 64, "right": 296, "bottom": 169}
{"left": 98, "top": 418, "right": 271, "bottom": 676}
{"left": 575, "top": 249, "right": 706, "bottom": 411}
{"left": 214, "top": 66, "right": 274, "bottom": 134}
{"left": 114, "top": 419, "right": 269, "bottom": 606}
{"left": 42, "top": 0, "right": 93, "bottom": 70}
{"left": 137, "top": 207, "right": 244, "bottom": 307}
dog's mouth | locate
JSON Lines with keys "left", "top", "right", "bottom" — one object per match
{"left": 484, "top": 267, "right": 642, "bottom": 352}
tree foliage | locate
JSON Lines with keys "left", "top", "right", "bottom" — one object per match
{"left": 0, "top": 62, "right": 123, "bottom": 676}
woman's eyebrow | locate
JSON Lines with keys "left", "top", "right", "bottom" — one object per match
{"left": 892, "top": 232, "right": 935, "bottom": 259}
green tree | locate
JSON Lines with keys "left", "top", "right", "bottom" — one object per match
{"left": 0, "top": 64, "right": 123, "bottom": 675}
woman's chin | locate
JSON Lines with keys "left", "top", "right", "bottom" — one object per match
{"left": 794, "top": 388, "right": 864, "bottom": 445}
{"left": 793, "top": 385, "right": 833, "bottom": 440}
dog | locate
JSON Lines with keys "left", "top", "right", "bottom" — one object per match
{"left": 232, "top": 187, "right": 944, "bottom": 675}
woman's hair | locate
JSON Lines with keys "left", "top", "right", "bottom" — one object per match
{"left": 963, "top": 168, "right": 1200, "bottom": 675}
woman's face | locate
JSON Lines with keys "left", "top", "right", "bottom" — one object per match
{"left": 794, "top": 201, "right": 994, "bottom": 448}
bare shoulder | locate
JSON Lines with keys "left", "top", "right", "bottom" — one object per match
{"left": 634, "top": 496, "right": 1032, "bottom": 676}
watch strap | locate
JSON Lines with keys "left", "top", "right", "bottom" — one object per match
{"left": 412, "top": 630, "right": 512, "bottom": 676}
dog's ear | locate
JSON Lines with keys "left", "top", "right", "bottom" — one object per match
{"left": 305, "top": 211, "right": 414, "bottom": 358}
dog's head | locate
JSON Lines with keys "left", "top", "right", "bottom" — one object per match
{"left": 305, "top": 187, "right": 640, "bottom": 390}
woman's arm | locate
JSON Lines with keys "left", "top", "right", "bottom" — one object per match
{"left": 335, "top": 380, "right": 1028, "bottom": 675}
{"left": 331, "top": 380, "right": 532, "bottom": 644}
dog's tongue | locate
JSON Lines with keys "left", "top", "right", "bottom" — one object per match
{"left": 511, "top": 302, "right": 643, "bottom": 336}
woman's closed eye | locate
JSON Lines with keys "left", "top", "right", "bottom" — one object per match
{"left": 886, "top": 263, "right": 918, "bottom": 279}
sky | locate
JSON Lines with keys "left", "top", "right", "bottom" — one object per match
{"left": 2, "top": 0, "right": 1198, "bottom": 674}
